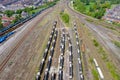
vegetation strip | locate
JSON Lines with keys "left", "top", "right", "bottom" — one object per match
{"left": 92, "top": 38, "right": 120, "bottom": 80}
{"left": 73, "top": 0, "right": 120, "bottom": 19}
{"left": 60, "top": 12, "right": 69, "bottom": 24}
{"left": 113, "top": 41, "right": 120, "bottom": 48}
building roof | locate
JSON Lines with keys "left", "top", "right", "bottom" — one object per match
{"left": 3, "top": 21, "right": 10, "bottom": 27}
{"left": 1, "top": 16, "right": 15, "bottom": 21}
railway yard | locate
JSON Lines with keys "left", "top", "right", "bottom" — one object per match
{"left": 0, "top": 0, "right": 120, "bottom": 80}
{"left": 35, "top": 19, "right": 85, "bottom": 80}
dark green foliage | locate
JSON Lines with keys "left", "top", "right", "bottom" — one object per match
{"left": 0, "top": 22, "right": 3, "bottom": 29}
{"left": 93, "top": 39, "right": 99, "bottom": 47}
{"left": 73, "top": 0, "right": 86, "bottom": 13}
{"left": 73, "top": 0, "right": 112, "bottom": 19}
{"left": 100, "top": 0, "right": 105, "bottom": 4}
{"left": 16, "top": 9, "right": 23, "bottom": 14}
{"left": 86, "top": 0, "right": 90, "bottom": 5}
{"left": 24, "top": 7, "right": 34, "bottom": 13}
{"left": 12, "top": 15, "right": 21, "bottom": 23}
{"left": 60, "top": 12, "right": 69, "bottom": 23}
{"left": 89, "top": 0, "right": 120, "bottom": 4}
{"left": 4, "top": 10, "right": 15, "bottom": 17}
{"left": 0, "top": 17, "right": 3, "bottom": 29}
{"left": 113, "top": 41, "right": 120, "bottom": 48}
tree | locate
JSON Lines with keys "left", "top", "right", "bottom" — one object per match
{"left": 100, "top": 0, "right": 105, "bottom": 4}
{"left": 101, "top": 1, "right": 111, "bottom": 8}
{"left": 90, "top": 0, "right": 96, "bottom": 2}
{"left": 93, "top": 8, "right": 105, "bottom": 19}
{"left": 12, "top": 15, "right": 21, "bottom": 23}
{"left": 80, "top": 0, "right": 85, "bottom": 3}
{"left": 16, "top": 9, "right": 23, "bottom": 14}
{"left": 86, "top": 0, "right": 90, "bottom": 5}
{"left": 89, "top": 6, "right": 94, "bottom": 12}
{"left": 0, "top": 22, "right": 3, "bottom": 28}
{"left": 92, "top": 3, "right": 97, "bottom": 10}
{"left": 24, "top": 7, "right": 34, "bottom": 14}
{"left": 0, "top": 18, "right": 3, "bottom": 29}
{"left": 4, "top": 10, "right": 15, "bottom": 17}
{"left": 73, "top": 0, "right": 86, "bottom": 13}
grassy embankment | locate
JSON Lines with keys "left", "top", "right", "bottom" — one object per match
{"left": 86, "top": 18, "right": 119, "bottom": 32}
{"left": 92, "top": 39, "right": 120, "bottom": 80}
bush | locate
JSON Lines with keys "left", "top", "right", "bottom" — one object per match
{"left": 113, "top": 41, "right": 120, "bottom": 48}
{"left": 60, "top": 12, "right": 69, "bottom": 24}
{"left": 93, "top": 39, "right": 99, "bottom": 47}
{"left": 92, "top": 69, "right": 99, "bottom": 80}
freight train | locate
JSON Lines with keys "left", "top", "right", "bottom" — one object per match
{"left": 0, "top": 3, "right": 56, "bottom": 36}
{"left": 36, "top": 21, "right": 57, "bottom": 80}
{"left": 0, "top": 31, "right": 15, "bottom": 43}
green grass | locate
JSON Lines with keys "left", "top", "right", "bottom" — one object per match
{"left": 30, "top": 8, "right": 42, "bottom": 15}
{"left": 105, "top": 26, "right": 116, "bottom": 30}
{"left": 107, "top": 62, "right": 120, "bottom": 80}
{"left": 98, "top": 47, "right": 105, "bottom": 53}
{"left": 86, "top": 18, "right": 94, "bottom": 22}
{"left": 85, "top": 4, "right": 90, "bottom": 12}
{"left": 113, "top": 41, "right": 120, "bottom": 48}
{"left": 92, "top": 69, "right": 99, "bottom": 80}
{"left": 93, "top": 39, "right": 99, "bottom": 47}
{"left": 89, "top": 58, "right": 93, "bottom": 63}
{"left": 60, "top": 12, "right": 69, "bottom": 24}
{"left": 92, "top": 38, "right": 120, "bottom": 79}
{"left": 85, "top": 2, "right": 95, "bottom": 12}
{"left": 86, "top": 18, "right": 117, "bottom": 31}
{"left": 89, "top": 58, "right": 99, "bottom": 80}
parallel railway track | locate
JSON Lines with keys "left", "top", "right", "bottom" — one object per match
{"left": 0, "top": 9, "right": 53, "bottom": 72}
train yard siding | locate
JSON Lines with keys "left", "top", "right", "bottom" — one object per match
{"left": 0, "top": 0, "right": 120, "bottom": 80}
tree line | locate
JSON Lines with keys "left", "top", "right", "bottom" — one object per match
{"left": 73, "top": 0, "right": 119, "bottom": 19}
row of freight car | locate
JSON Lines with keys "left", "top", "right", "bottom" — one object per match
{"left": 0, "top": 31, "right": 15, "bottom": 43}
{"left": 59, "top": 28, "right": 74, "bottom": 80}
{"left": 58, "top": 28, "right": 66, "bottom": 80}
{"left": 43, "top": 28, "right": 58, "bottom": 80}
{"left": 35, "top": 21, "right": 57, "bottom": 80}
{"left": 0, "top": 2, "right": 56, "bottom": 36}
{"left": 73, "top": 23, "right": 84, "bottom": 80}
{"left": 66, "top": 32, "right": 73, "bottom": 79}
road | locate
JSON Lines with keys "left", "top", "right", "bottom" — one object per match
{"left": 0, "top": 0, "right": 120, "bottom": 80}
